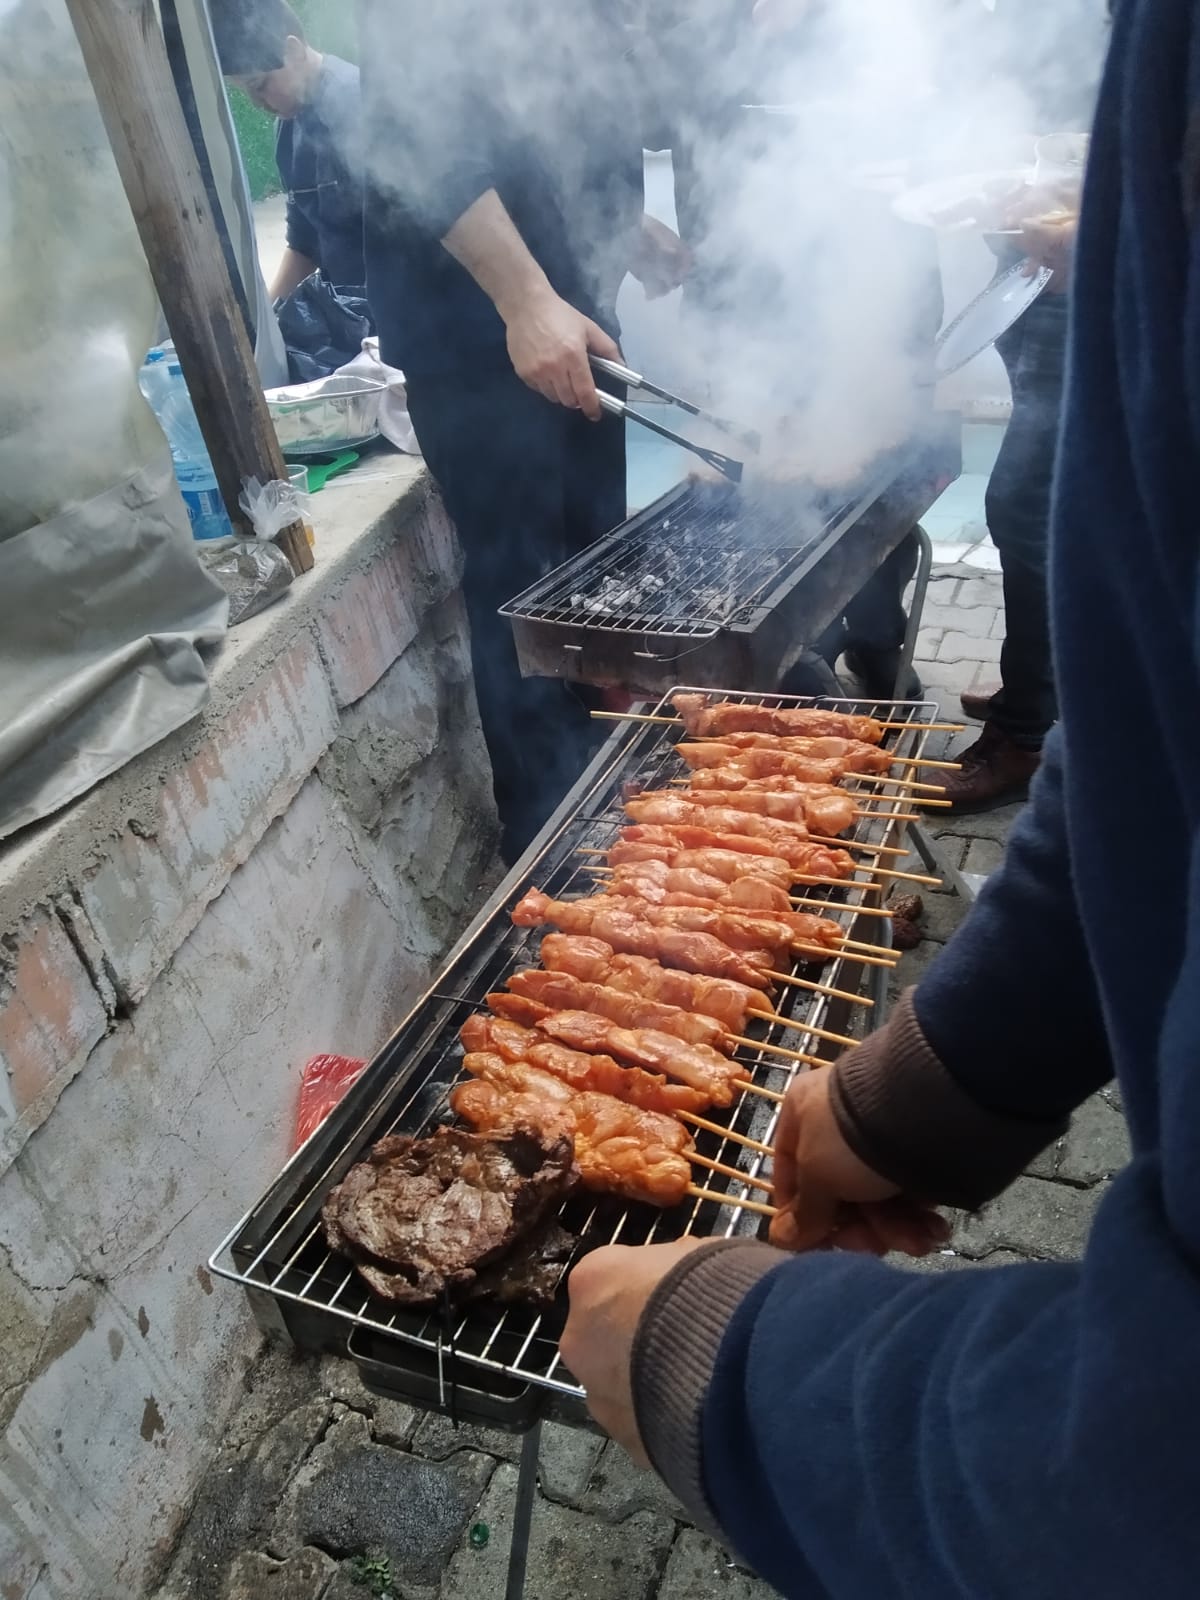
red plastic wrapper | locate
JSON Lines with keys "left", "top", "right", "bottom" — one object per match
{"left": 293, "top": 1053, "right": 367, "bottom": 1151}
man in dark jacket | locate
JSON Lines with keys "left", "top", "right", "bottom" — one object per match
{"left": 213, "top": 0, "right": 366, "bottom": 297}
{"left": 562, "top": 2, "right": 1200, "bottom": 1591}
{"left": 358, "top": 0, "right": 685, "bottom": 861}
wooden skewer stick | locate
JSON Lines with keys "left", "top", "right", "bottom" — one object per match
{"left": 679, "top": 1113, "right": 775, "bottom": 1156}
{"left": 852, "top": 808, "right": 922, "bottom": 822}
{"left": 806, "top": 834, "right": 910, "bottom": 857}
{"left": 731, "top": 1035, "right": 824, "bottom": 1068}
{"left": 765, "top": 968, "right": 871, "bottom": 1003}
{"left": 887, "top": 754, "right": 961, "bottom": 771}
{"left": 855, "top": 797, "right": 953, "bottom": 811}
{"left": 738, "top": 1010, "right": 858, "bottom": 1048}
{"left": 843, "top": 775, "right": 947, "bottom": 795}
{"left": 592, "top": 710, "right": 678, "bottom": 727}
{"left": 796, "top": 942, "right": 893, "bottom": 969}
{"left": 733, "top": 1079, "right": 785, "bottom": 1103}
{"left": 840, "top": 937, "right": 898, "bottom": 960}
{"left": 687, "top": 1182, "right": 777, "bottom": 1217}
{"left": 880, "top": 720, "right": 965, "bottom": 732}
{"left": 860, "top": 865, "right": 943, "bottom": 887}
{"left": 790, "top": 895, "right": 892, "bottom": 918}
{"left": 689, "top": 1151, "right": 774, "bottom": 1193}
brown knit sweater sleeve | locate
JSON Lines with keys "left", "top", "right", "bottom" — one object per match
{"left": 829, "top": 988, "right": 1069, "bottom": 1211}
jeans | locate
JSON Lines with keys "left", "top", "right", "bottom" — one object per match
{"left": 406, "top": 367, "right": 627, "bottom": 861}
{"left": 985, "top": 291, "right": 1069, "bottom": 749}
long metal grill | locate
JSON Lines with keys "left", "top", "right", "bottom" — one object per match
{"left": 211, "top": 689, "right": 940, "bottom": 1404}
{"left": 502, "top": 473, "right": 889, "bottom": 642}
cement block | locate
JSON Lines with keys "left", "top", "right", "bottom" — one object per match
{"left": 1057, "top": 1094, "right": 1132, "bottom": 1186}
{"left": 319, "top": 1353, "right": 419, "bottom": 1449}
{"left": 278, "top": 1411, "right": 494, "bottom": 1585}
{"left": 962, "top": 837, "right": 1005, "bottom": 877}
{"left": 313, "top": 499, "right": 463, "bottom": 709}
{"left": 580, "top": 1439, "right": 688, "bottom": 1523}
{"left": 990, "top": 610, "right": 1007, "bottom": 639}
{"left": 441, "top": 1462, "right": 676, "bottom": 1600}
{"left": 937, "top": 630, "right": 1003, "bottom": 664}
{"left": 0, "top": 910, "right": 107, "bottom": 1165}
{"left": 1025, "top": 1137, "right": 1062, "bottom": 1180}
{"left": 955, "top": 576, "right": 1005, "bottom": 610}
{"left": 411, "top": 1411, "right": 524, "bottom": 1466}
{"left": 658, "top": 1529, "right": 782, "bottom": 1599}
{"left": 70, "top": 636, "right": 339, "bottom": 1006}
{"left": 954, "top": 1176, "right": 1100, "bottom": 1262}
{"left": 538, "top": 1421, "right": 608, "bottom": 1505}
{"left": 223, "top": 1547, "right": 336, "bottom": 1600}
{"left": 888, "top": 889, "right": 965, "bottom": 946}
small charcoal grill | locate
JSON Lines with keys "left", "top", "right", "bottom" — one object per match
{"left": 210, "top": 688, "right": 940, "bottom": 1592}
{"left": 501, "top": 412, "right": 961, "bottom": 696}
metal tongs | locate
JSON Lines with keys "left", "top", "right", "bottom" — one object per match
{"left": 589, "top": 355, "right": 758, "bottom": 486}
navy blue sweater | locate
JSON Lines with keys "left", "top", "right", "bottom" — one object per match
{"left": 633, "top": 3, "right": 1200, "bottom": 1593}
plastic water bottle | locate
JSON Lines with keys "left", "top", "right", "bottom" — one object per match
{"left": 138, "top": 346, "right": 235, "bottom": 543}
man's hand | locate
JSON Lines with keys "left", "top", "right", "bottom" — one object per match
{"left": 561, "top": 1239, "right": 710, "bottom": 1462}
{"left": 770, "top": 1069, "right": 950, "bottom": 1256}
{"left": 630, "top": 215, "right": 691, "bottom": 301}
{"left": 503, "top": 288, "right": 621, "bottom": 419}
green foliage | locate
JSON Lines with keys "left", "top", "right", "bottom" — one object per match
{"left": 348, "top": 1552, "right": 394, "bottom": 1597}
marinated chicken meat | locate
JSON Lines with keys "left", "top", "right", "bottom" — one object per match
{"left": 715, "top": 731, "right": 894, "bottom": 771}
{"left": 606, "top": 840, "right": 795, "bottom": 888}
{"left": 511, "top": 888, "right": 774, "bottom": 987}
{"left": 603, "top": 858, "right": 794, "bottom": 915}
{"left": 679, "top": 741, "right": 890, "bottom": 780}
{"left": 619, "top": 823, "right": 854, "bottom": 879}
{"left": 484, "top": 994, "right": 745, "bottom": 1101}
{"left": 321, "top": 1125, "right": 578, "bottom": 1306}
{"left": 625, "top": 795, "right": 814, "bottom": 842}
{"left": 671, "top": 783, "right": 858, "bottom": 836}
{"left": 538, "top": 935, "right": 764, "bottom": 1031}
{"left": 671, "top": 692, "right": 884, "bottom": 744}
{"left": 460, "top": 1011, "right": 709, "bottom": 1113}
{"left": 506, "top": 967, "right": 729, "bottom": 1050}
{"left": 451, "top": 1072, "right": 692, "bottom": 1207}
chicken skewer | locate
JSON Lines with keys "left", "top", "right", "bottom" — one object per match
{"left": 512, "top": 888, "right": 776, "bottom": 986}
{"left": 670, "top": 692, "right": 964, "bottom": 739}
{"left": 452, "top": 1068, "right": 775, "bottom": 1214}
{"left": 636, "top": 782, "right": 858, "bottom": 834}
{"left": 486, "top": 993, "right": 786, "bottom": 1102}
{"left": 589, "top": 860, "right": 894, "bottom": 920}
{"left": 505, "top": 967, "right": 855, "bottom": 1058}
{"left": 460, "top": 1054, "right": 775, "bottom": 1195}
{"left": 617, "top": 821, "right": 856, "bottom": 884}
{"left": 539, "top": 928, "right": 872, "bottom": 1015}
{"left": 678, "top": 763, "right": 946, "bottom": 798}
{"left": 460, "top": 1013, "right": 709, "bottom": 1114}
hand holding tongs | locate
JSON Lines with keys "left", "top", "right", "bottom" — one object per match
{"left": 589, "top": 355, "right": 757, "bottom": 487}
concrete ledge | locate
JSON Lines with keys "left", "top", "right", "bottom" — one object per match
{"left": 0, "top": 454, "right": 462, "bottom": 1169}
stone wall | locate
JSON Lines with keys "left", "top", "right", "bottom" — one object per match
{"left": 0, "top": 462, "right": 499, "bottom": 1600}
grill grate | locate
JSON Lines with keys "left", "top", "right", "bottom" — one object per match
{"left": 504, "top": 478, "right": 865, "bottom": 640}
{"left": 211, "top": 689, "right": 940, "bottom": 1403}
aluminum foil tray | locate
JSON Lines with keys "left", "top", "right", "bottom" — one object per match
{"left": 266, "top": 374, "right": 385, "bottom": 457}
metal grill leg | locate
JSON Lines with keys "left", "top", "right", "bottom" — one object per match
{"left": 892, "top": 524, "right": 933, "bottom": 699}
{"left": 504, "top": 1420, "right": 542, "bottom": 1600}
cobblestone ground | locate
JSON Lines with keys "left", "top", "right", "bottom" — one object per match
{"left": 154, "top": 563, "right": 1129, "bottom": 1600}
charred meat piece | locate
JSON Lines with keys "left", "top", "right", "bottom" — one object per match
{"left": 322, "top": 1125, "right": 577, "bottom": 1307}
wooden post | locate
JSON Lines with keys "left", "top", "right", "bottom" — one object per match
{"left": 63, "top": 0, "right": 313, "bottom": 574}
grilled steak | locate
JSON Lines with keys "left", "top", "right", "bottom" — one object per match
{"left": 322, "top": 1125, "right": 578, "bottom": 1306}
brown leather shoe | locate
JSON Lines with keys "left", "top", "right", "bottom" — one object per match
{"left": 941, "top": 724, "right": 1041, "bottom": 811}
{"left": 960, "top": 683, "right": 1000, "bottom": 721}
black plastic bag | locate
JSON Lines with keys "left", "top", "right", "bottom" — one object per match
{"left": 276, "top": 273, "right": 374, "bottom": 384}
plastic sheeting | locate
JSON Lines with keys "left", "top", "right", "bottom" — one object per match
{"left": 0, "top": 0, "right": 283, "bottom": 842}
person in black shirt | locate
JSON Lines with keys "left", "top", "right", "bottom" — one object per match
{"left": 359, "top": 0, "right": 684, "bottom": 861}
{"left": 213, "top": 0, "right": 365, "bottom": 297}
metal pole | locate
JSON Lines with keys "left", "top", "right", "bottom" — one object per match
{"left": 504, "top": 1421, "right": 542, "bottom": 1600}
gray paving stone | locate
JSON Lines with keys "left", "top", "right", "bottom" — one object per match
{"left": 1058, "top": 1094, "right": 1132, "bottom": 1186}
{"left": 1025, "top": 1138, "right": 1062, "bottom": 1180}
{"left": 899, "top": 1248, "right": 1032, "bottom": 1274}
{"left": 926, "top": 829, "right": 968, "bottom": 870}
{"left": 990, "top": 610, "right": 1007, "bottom": 639}
{"left": 938, "top": 630, "right": 1003, "bottom": 664}
{"left": 657, "top": 1530, "right": 781, "bottom": 1599}
{"left": 962, "top": 837, "right": 1005, "bottom": 877}
{"left": 934, "top": 799, "right": 1025, "bottom": 844}
{"left": 159, "top": 1396, "right": 333, "bottom": 1600}
{"left": 538, "top": 1419, "right": 607, "bottom": 1505}
{"left": 955, "top": 576, "right": 1005, "bottom": 609}
{"left": 581, "top": 1439, "right": 688, "bottom": 1523}
{"left": 890, "top": 889, "right": 964, "bottom": 945}
{"left": 954, "top": 1176, "right": 1100, "bottom": 1262}
{"left": 323, "top": 1564, "right": 436, "bottom": 1600}
{"left": 441, "top": 1462, "right": 676, "bottom": 1600}
{"left": 277, "top": 1410, "right": 495, "bottom": 1585}
{"left": 411, "top": 1411, "right": 523, "bottom": 1466}
{"left": 223, "top": 1548, "right": 335, "bottom": 1600}
{"left": 920, "top": 659, "right": 990, "bottom": 701}
{"left": 319, "top": 1354, "right": 420, "bottom": 1449}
